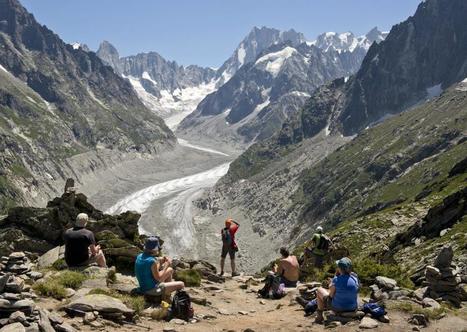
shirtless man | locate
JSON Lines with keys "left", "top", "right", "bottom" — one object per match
{"left": 273, "top": 247, "right": 299, "bottom": 287}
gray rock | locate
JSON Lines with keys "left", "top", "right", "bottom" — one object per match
{"left": 0, "top": 275, "right": 10, "bottom": 294}
{"left": 25, "top": 272, "right": 42, "bottom": 281}
{"left": 359, "top": 317, "right": 379, "bottom": 329}
{"left": 66, "top": 294, "right": 134, "bottom": 318}
{"left": 8, "top": 253, "right": 25, "bottom": 260}
{"left": 170, "top": 318, "right": 186, "bottom": 325}
{"left": 0, "top": 323, "right": 25, "bottom": 332}
{"left": 8, "top": 311, "right": 26, "bottom": 324}
{"left": 38, "top": 309, "right": 54, "bottom": 332}
{"left": 409, "top": 313, "right": 428, "bottom": 326}
{"left": 375, "top": 276, "right": 397, "bottom": 290}
{"left": 434, "top": 246, "right": 453, "bottom": 269}
{"left": 422, "top": 297, "right": 441, "bottom": 309}
{"left": 413, "top": 287, "right": 428, "bottom": 301}
{"left": 24, "top": 323, "right": 39, "bottom": 332}
{"left": 47, "top": 313, "right": 64, "bottom": 326}
{"left": 55, "top": 323, "right": 77, "bottom": 332}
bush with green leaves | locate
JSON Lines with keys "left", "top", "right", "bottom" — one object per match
{"left": 33, "top": 270, "right": 87, "bottom": 299}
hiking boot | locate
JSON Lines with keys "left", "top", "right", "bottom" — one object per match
{"left": 295, "top": 296, "right": 309, "bottom": 308}
{"left": 314, "top": 310, "right": 324, "bottom": 324}
{"left": 232, "top": 272, "right": 240, "bottom": 277}
{"left": 218, "top": 271, "right": 224, "bottom": 277}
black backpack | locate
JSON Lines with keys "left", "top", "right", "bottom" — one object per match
{"left": 169, "top": 290, "right": 194, "bottom": 321}
{"left": 258, "top": 275, "right": 285, "bottom": 299}
{"left": 316, "top": 234, "right": 332, "bottom": 251}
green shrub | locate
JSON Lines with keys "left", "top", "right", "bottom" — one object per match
{"left": 56, "top": 271, "right": 87, "bottom": 289}
{"left": 174, "top": 269, "right": 201, "bottom": 287}
{"left": 352, "top": 258, "right": 414, "bottom": 289}
{"left": 51, "top": 258, "right": 67, "bottom": 271}
{"left": 33, "top": 270, "right": 86, "bottom": 300}
{"left": 33, "top": 282, "right": 67, "bottom": 299}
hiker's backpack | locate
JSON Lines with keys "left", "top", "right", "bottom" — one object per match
{"left": 222, "top": 228, "right": 232, "bottom": 247}
{"left": 258, "top": 275, "right": 286, "bottom": 299}
{"left": 316, "top": 234, "right": 332, "bottom": 251}
{"left": 169, "top": 290, "right": 194, "bottom": 321}
{"left": 363, "top": 303, "right": 386, "bottom": 318}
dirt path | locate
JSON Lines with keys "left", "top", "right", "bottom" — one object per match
{"left": 46, "top": 276, "right": 466, "bottom": 332}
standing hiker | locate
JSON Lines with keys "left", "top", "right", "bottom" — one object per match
{"left": 220, "top": 218, "right": 240, "bottom": 277}
{"left": 306, "top": 226, "right": 332, "bottom": 268}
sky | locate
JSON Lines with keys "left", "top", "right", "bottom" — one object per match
{"left": 20, "top": 0, "right": 421, "bottom": 68}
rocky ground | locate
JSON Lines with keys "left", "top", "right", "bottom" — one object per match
{"left": 0, "top": 250, "right": 465, "bottom": 332}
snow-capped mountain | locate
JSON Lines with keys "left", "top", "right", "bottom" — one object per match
{"left": 310, "top": 27, "right": 388, "bottom": 53}
{"left": 96, "top": 41, "right": 217, "bottom": 125}
{"left": 178, "top": 39, "right": 371, "bottom": 145}
{"left": 216, "top": 26, "right": 307, "bottom": 84}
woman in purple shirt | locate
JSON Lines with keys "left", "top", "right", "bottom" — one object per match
{"left": 315, "top": 257, "right": 360, "bottom": 324}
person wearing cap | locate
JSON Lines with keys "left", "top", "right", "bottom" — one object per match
{"left": 314, "top": 257, "right": 360, "bottom": 324}
{"left": 63, "top": 213, "right": 107, "bottom": 268}
{"left": 307, "top": 226, "right": 328, "bottom": 268}
{"left": 220, "top": 218, "right": 240, "bottom": 277}
{"left": 134, "top": 237, "right": 184, "bottom": 297}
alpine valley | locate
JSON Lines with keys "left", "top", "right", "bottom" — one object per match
{"left": 0, "top": 1, "right": 466, "bottom": 330}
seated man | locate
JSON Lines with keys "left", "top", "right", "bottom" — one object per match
{"left": 135, "top": 237, "right": 184, "bottom": 298}
{"left": 63, "top": 213, "right": 107, "bottom": 268}
{"left": 315, "top": 257, "right": 360, "bottom": 324}
{"left": 272, "top": 247, "right": 299, "bottom": 287}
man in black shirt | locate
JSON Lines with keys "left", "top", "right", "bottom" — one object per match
{"left": 63, "top": 213, "right": 107, "bottom": 268}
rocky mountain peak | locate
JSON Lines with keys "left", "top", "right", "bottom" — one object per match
{"left": 96, "top": 40, "right": 122, "bottom": 73}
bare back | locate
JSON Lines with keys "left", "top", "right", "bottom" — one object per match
{"left": 279, "top": 255, "right": 299, "bottom": 281}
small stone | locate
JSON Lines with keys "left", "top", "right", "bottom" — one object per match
{"left": 26, "top": 272, "right": 43, "bottom": 281}
{"left": 64, "top": 289, "right": 75, "bottom": 298}
{"left": 0, "top": 275, "right": 10, "bottom": 293}
{"left": 359, "top": 317, "right": 379, "bottom": 329}
{"left": 55, "top": 323, "right": 77, "bottom": 332}
{"left": 162, "top": 329, "right": 177, "bottom": 332}
{"left": 238, "top": 311, "right": 248, "bottom": 315}
{"left": 3, "top": 294, "right": 21, "bottom": 301}
{"left": 9, "top": 253, "right": 26, "bottom": 260}
{"left": 259, "top": 300, "right": 266, "bottom": 305}
{"left": 217, "top": 308, "right": 230, "bottom": 315}
{"left": 47, "top": 313, "right": 64, "bottom": 326}
{"left": 88, "top": 321, "right": 103, "bottom": 329}
{"left": 8, "top": 311, "right": 27, "bottom": 324}
{"left": 82, "top": 312, "right": 96, "bottom": 324}
{"left": 412, "top": 327, "right": 421, "bottom": 331}
{"left": 170, "top": 318, "right": 186, "bottom": 325}
{"left": 409, "top": 313, "right": 428, "bottom": 327}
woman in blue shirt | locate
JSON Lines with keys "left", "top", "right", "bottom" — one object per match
{"left": 315, "top": 257, "right": 360, "bottom": 324}
{"left": 135, "top": 237, "right": 184, "bottom": 297}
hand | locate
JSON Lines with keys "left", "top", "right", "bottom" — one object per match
{"left": 95, "top": 245, "right": 101, "bottom": 251}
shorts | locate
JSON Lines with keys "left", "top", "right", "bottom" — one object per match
{"left": 145, "top": 283, "right": 166, "bottom": 296}
{"left": 280, "top": 276, "right": 298, "bottom": 288}
{"left": 221, "top": 245, "right": 236, "bottom": 259}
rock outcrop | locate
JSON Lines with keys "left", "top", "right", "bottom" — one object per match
{"left": 0, "top": 187, "right": 144, "bottom": 270}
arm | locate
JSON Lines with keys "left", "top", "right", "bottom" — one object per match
{"left": 151, "top": 258, "right": 171, "bottom": 282}
{"left": 329, "top": 284, "right": 336, "bottom": 298}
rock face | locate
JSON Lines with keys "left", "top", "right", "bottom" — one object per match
{"left": 424, "top": 246, "right": 465, "bottom": 307}
{"left": 0, "top": 0, "right": 175, "bottom": 211}
{"left": 0, "top": 189, "right": 143, "bottom": 270}
{"left": 65, "top": 294, "right": 134, "bottom": 320}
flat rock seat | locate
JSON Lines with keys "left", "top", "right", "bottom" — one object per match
{"left": 326, "top": 310, "right": 365, "bottom": 324}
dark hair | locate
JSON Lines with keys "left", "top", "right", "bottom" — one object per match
{"left": 280, "top": 247, "right": 289, "bottom": 258}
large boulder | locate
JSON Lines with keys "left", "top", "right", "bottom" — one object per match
{"left": 65, "top": 294, "right": 134, "bottom": 320}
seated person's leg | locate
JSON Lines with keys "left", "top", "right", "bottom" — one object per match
{"left": 316, "top": 287, "right": 329, "bottom": 310}
{"left": 96, "top": 250, "right": 107, "bottom": 268}
{"left": 158, "top": 267, "right": 174, "bottom": 282}
{"left": 162, "top": 281, "right": 184, "bottom": 295}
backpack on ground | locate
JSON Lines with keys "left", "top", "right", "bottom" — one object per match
{"left": 362, "top": 303, "right": 386, "bottom": 318}
{"left": 169, "top": 290, "right": 194, "bottom": 321}
{"left": 221, "top": 228, "right": 232, "bottom": 247}
{"left": 258, "top": 275, "right": 286, "bottom": 299}
{"left": 316, "top": 234, "right": 332, "bottom": 251}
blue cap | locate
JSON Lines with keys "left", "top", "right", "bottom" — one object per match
{"left": 144, "top": 237, "right": 160, "bottom": 251}
{"left": 336, "top": 257, "right": 352, "bottom": 271}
